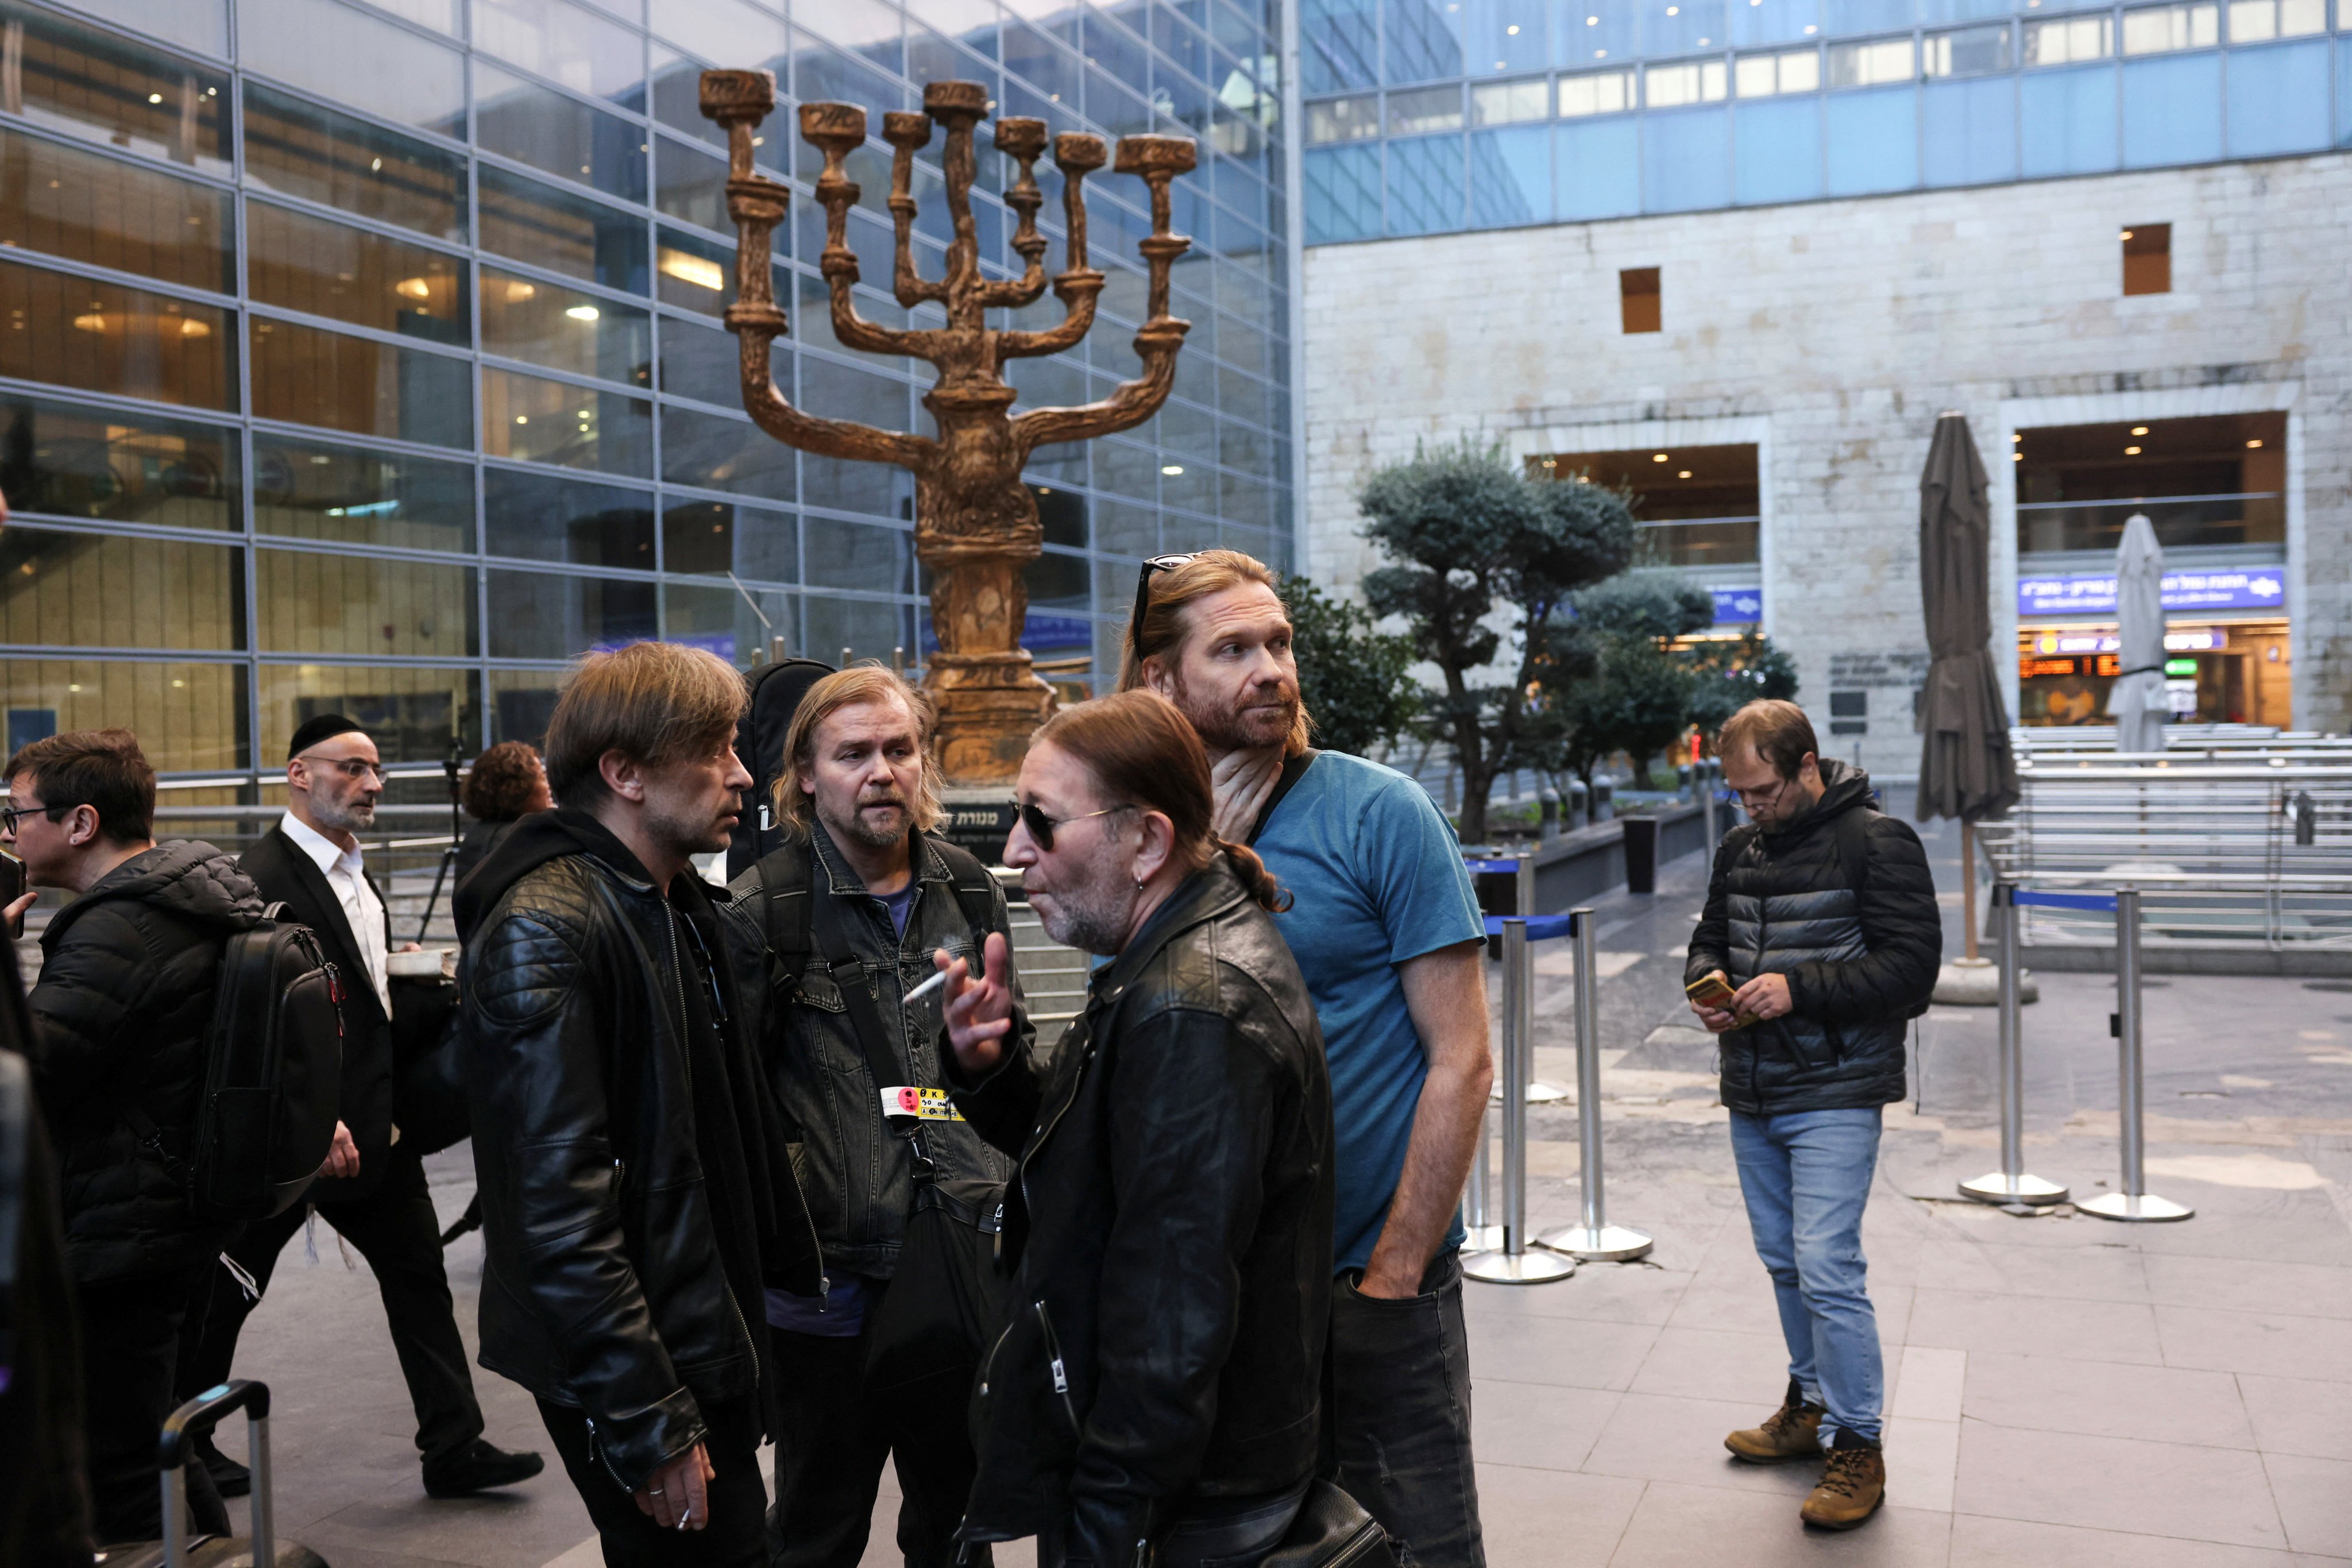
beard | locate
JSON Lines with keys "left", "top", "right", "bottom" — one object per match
{"left": 648, "top": 797, "right": 735, "bottom": 858}
{"left": 1027, "top": 834, "right": 1137, "bottom": 956}
{"left": 819, "top": 791, "right": 911, "bottom": 852}
{"left": 1171, "top": 668, "right": 1299, "bottom": 755}
{"left": 311, "top": 792, "right": 376, "bottom": 835}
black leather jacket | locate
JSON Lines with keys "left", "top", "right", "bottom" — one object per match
{"left": 455, "top": 811, "right": 821, "bottom": 1490}
{"left": 1687, "top": 763, "right": 1941, "bottom": 1117}
{"left": 948, "top": 855, "right": 1334, "bottom": 1566}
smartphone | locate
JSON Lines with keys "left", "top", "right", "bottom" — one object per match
{"left": 1684, "top": 970, "right": 1737, "bottom": 1009}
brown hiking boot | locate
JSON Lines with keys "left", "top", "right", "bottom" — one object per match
{"left": 1724, "top": 1378, "right": 1825, "bottom": 1462}
{"left": 1800, "top": 1439, "right": 1887, "bottom": 1530}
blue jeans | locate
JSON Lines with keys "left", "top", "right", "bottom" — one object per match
{"left": 1727, "top": 1107, "right": 1885, "bottom": 1446}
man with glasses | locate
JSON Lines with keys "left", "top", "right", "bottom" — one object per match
{"left": 179, "top": 714, "right": 543, "bottom": 1502}
{"left": 1686, "top": 700, "right": 1940, "bottom": 1531}
{"left": 1121, "top": 551, "right": 1494, "bottom": 1568}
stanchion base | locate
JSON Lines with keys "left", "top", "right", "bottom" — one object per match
{"left": 1536, "top": 1223, "right": 1654, "bottom": 1262}
{"left": 2077, "top": 1191, "right": 2193, "bottom": 1223}
{"left": 1462, "top": 1223, "right": 1505, "bottom": 1252}
{"left": 1526, "top": 1082, "right": 1571, "bottom": 1104}
{"left": 1461, "top": 1247, "right": 1577, "bottom": 1285}
{"left": 1957, "top": 1172, "right": 2070, "bottom": 1206}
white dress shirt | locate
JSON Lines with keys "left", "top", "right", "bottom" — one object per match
{"left": 279, "top": 809, "right": 392, "bottom": 1017}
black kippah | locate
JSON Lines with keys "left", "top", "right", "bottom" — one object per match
{"left": 287, "top": 712, "right": 366, "bottom": 760}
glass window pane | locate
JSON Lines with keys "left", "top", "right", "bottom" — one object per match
{"left": 254, "top": 434, "right": 473, "bottom": 551}
{"left": 1646, "top": 59, "right": 1730, "bottom": 106}
{"left": 1387, "top": 84, "right": 1466, "bottom": 133}
{"left": 2025, "top": 14, "right": 2114, "bottom": 64}
{"left": 1647, "top": 0, "right": 1727, "bottom": 52}
{"left": 482, "top": 268, "right": 652, "bottom": 387}
{"left": 1301, "top": 0, "right": 1380, "bottom": 91}
{"left": 62, "top": 0, "right": 229, "bottom": 57}
{"left": 650, "top": 0, "right": 793, "bottom": 66}
{"left": 1472, "top": 78, "right": 1552, "bottom": 123}
{"left": 488, "top": 667, "right": 561, "bottom": 746}
{"left": 2224, "top": 37, "right": 2330, "bottom": 155}
{"left": 1466, "top": 0, "right": 1550, "bottom": 74}
{"left": 802, "top": 517, "right": 912, "bottom": 592}
{"left": 1824, "top": 0, "right": 1913, "bottom": 34}
{"left": 805, "top": 594, "right": 910, "bottom": 668}
{"left": 246, "top": 200, "right": 468, "bottom": 347}
{"left": 1387, "top": 0, "right": 1466, "bottom": 79}
{"left": 250, "top": 316, "right": 470, "bottom": 446}
{"left": 235, "top": 0, "right": 465, "bottom": 136}
{"left": 1555, "top": 0, "right": 1641, "bottom": 62}
{"left": 481, "top": 366, "right": 654, "bottom": 477}
{"left": 0, "top": 258, "right": 235, "bottom": 410}
{"left": 0, "top": 524, "right": 242, "bottom": 648}
{"left": 662, "top": 580, "right": 795, "bottom": 667}
{"left": 2, "top": 659, "right": 247, "bottom": 771}
{"left": 1642, "top": 106, "right": 1731, "bottom": 210}
{"left": 0, "top": 129, "right": 233, "bottom": 292}
{"left": 481, "top": 166, "right": 649, "bottom": 295}
{"left": 2122, "top": 1, "right": 2219, "bottom": 52}
{"left": 2021, "top": 61, "right": 2119, "bottom": 171}
{"left": 0, "top": 392, "right": 238, "bottom": 530}
{"left": 656, "top": 311, "right": 749, "bottom": 405}
{"left": 1825, "top": 82, "right": 1917, "bottom": 189}
{"left": 662, "top": 499, "right": 798, "bottom": 582}
{"left": 1469, "top": 125, "right": 1552, "bottom": 223}
{"left": 2121, "top": 51, "right": 2223, "bottom": 161}
{"left": 1924, "top": 21, "right": 2012, "bottom": 74}
{"left": 1558, "top": 67, "right": 1637, "bottom": 114}
{"left": 474, "top": 0, "right": 646, "bottom": 101}
{"left": 1922, "top": 73, "right": 2019, "bottom": 183}
{"left": 257, "top": 663, "right": 478, "bottom": 763}
{"left": 1730, "top": 0, "right": 1824, "bottom": 46}
{"left": 242, "top": 83, "right": 468, "bottom": 242}
{"left": 475, "top": 63, "right": 650, "bottom": 203}
{"left": 654, "top": 136, "right": 732, "bottom": 233}
{"left": 797, "top": 358, "right": 914, "bottom": 516}
{"left": 485, "top": 566, "right": 658, "bottom": 658}
{"left": 1307, "top": 94, "right": 1382, "bottom": 141}
{"left": 1828, "top": 35, "right": 1915, "bottom": 84}
{"left": 1303, "top": 143, "right": 1382, "bottom": 242}
{"left": 484, "top": 466, "right": 654, "bottom": 565}
{"left": 1733, "top": 94, "right": 1823, "bottom": 201}
{"left": 1, "top": 3, "right": 231, "bottom": 174}
{"left": 1384, "top": 133, "right": 1465, "bottom": 235}
{"left": 255, "top": 548, "right": 478, "bottom": 656}
{"left": 660, "top": 404, "right": 798, "bottom": 502}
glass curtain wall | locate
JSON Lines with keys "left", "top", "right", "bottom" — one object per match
{"left": 1303, "top": 0, "right": 2346, "bottom": 241}
{"left": 0, "top": 0, "right": 1293, "bottom": 775}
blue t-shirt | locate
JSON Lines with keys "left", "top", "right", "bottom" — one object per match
{"left": 1255, "top": 752, "right": 1486, "bottom": 1274}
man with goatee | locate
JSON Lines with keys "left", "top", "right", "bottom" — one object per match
{"left": 1121, "top": 553, "right": 1494, "bottom": 1568}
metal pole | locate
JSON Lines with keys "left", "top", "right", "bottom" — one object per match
{"left": 250, "top": 1413, "right": 276, "bottom": 1568}
{"left": 161, "top": 1454, "right": 186, "bottom": 1568}
{"left": 2080, "top": 887, "right": 2192, "bottom": 1222}
{"left": 1463, "top": 919, "right": 1574, "bottom": 1283}
{"left": 1959, "top": 883, "right": 2067, "bottom": 1206}
{"left": 1463, "top": 1103, "right": 1501, "bottom": 1252}
{"left": 1519, "top": 856, "right": 1566, "bottom": 1103}
{"left": 1538, "top": 909, "right": 1652, "bottom": 1261}
{"left": 1702, "top": 760, "right": 1719, "bottom": 852}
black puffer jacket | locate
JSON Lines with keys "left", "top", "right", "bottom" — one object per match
{"left": 948, "top": 855, "right": 1334, "bottom": 1567}
{"left": 26, "top": 841, "right": 264, "bottom": 1286}
{"left": 1686, "top": 763, "right": 1941, "bottom": 1117}
{"left": 455, "top": 810, "right": 822, "bottom": 1492}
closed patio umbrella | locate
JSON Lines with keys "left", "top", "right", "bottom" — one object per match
{"left": 2108, "top": 513, "right": 2168, "bottom": 754}
{"left": 1916, "top": 412, "right": 2021, "bottom": 1002}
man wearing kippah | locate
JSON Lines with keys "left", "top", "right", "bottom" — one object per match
{"left": 177, "top": 714, "right": 543, "bottom": 1501}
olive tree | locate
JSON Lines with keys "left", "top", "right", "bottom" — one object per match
{"left": 1281, "top": 574, "right": 1422, "bottom": 758}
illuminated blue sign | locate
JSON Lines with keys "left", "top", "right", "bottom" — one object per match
{"left": 1711, "top": 586, "right": 1762, "bottom": 624}
{"left": 2018, "top": 569, "right": 2285, "bottom": 617}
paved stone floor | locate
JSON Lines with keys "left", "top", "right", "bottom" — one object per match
{"left": 202, "top": 810, "right": 2352, "bottom": 1566}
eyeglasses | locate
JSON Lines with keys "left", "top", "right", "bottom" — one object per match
{"left": 1017, "top": 800, "right": 1134, "bottom": 853}
{"left": 1731, "top": 775, "right": 1794, "bottom": 813}
{"left": 1129, "top": 553, "right": 1199, "bottom": 652}
{"left": 0, "top": 801, "right": 68, "bottom": 835}
{"left": 296, "top": 753, "right": 388, "bottom": 784}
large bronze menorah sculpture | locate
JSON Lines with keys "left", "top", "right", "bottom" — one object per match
{"left": 699, "top": 69, "right": 1196, "bottom": 785}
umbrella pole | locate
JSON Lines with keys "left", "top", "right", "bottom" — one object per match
{"left": 1962, "top": 818, "right": 1980, "bottom": 962}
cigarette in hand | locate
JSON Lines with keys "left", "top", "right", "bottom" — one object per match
{"left": 902, "top": 968, "right": 949, "bottom": 1007}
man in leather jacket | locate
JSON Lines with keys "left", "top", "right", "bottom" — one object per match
{"left": 1686, "top": 700, "right": 1940, "bottom": 1532}
{"left": 457, "top": 643, "right": 822, "bottom": 1566}
{"left": 937, "top": 691, "right": 1334, "bottom": 1568}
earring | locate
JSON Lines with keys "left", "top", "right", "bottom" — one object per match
{"left": 1134, "top": 874, "right": 1145, "bottom": 890}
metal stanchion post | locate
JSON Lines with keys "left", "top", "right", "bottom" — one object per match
{"left": 1702, "top": 761, "right": 1719, "bottom": 852}
{"left": 1463, "top": 919, "right": 1575, "bottom": 1284}
{"left": 1538, "top": 908, "right": 1653, "bottom": 1261}
{"left": 1959, "top": 883, "right": 2068, "bottom": 1207}
{"left": 1463, "top": 1103, "right": 1501, "bottom": 1252}
{"left": 1517, "top": 857, "right": 1567, "bottom": 1103}
{"left": 2079, "top": 887, "right": 2192, "bottom": 1222}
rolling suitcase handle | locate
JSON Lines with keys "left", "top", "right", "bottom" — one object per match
{"left": 157, "top": 1378, "right": 274, "bottom": 1568}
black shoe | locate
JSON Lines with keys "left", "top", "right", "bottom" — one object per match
{"left": 194, "top": 1432, "right": 251, "bottom": 1498}
{"left": 422, "top": 1439, "right": 546, "bottom": 1499}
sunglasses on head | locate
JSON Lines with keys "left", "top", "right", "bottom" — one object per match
{"left": 1129, "top": 553, "right": 1199, "bottom": 652}
{"left": 1017, "top": 800, "right": 1134, "bottom": 853}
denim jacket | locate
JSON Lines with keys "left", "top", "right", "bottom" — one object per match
{"left": 722, "top": 824, "right": 1027, "bottom": 1279}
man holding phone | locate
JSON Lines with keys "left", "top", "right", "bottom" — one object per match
{"left": 1686, "top": 700, "right": 1940, "bottom": 1531}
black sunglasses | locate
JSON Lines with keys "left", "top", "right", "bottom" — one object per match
{"left": 1, "top": 801, "right": 69, "bottom": 835}
{"left": 1129, "top": 553, "right": 1199, "bottom": 652}
{"left": 1017, "top": 800, "right": 1134, "bottom": 853}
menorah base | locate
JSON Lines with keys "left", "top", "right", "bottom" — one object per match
{"left": 926, "top": 651, "right": 1056, "bottom": 786}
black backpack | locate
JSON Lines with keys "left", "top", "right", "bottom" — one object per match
{"left": 727, "top": 657, "right": 836, "bottom": 881}
{"left": 187, "top": 909, "right": 345, "bottom": 1221}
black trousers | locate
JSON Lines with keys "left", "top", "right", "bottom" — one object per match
{"left": 767, "top": 1293, "right": 985, "bottom": 1568}
{"left": 541, "top": 1394, "right": 768, "bottom": 1568}
{"left": 179, "top": 1142, "right": 484, "bottom": 1466}
{"left": 1322, "top": 1250, "right": 1484, "bottom": 1568}
{"left": 79, "top": 1267, "right": 230, "bottom": 1547}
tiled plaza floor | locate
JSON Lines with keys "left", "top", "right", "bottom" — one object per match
{"left": 200, "top": 811, "right": 2352, "bottom": 1566}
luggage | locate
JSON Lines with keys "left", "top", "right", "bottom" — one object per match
{"left": 725, "top": 656, "right": 836, "bottom": 880}
{"left": 103, "top": 1378, "right": 329, "bottom": 1568}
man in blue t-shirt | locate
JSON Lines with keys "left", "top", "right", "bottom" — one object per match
{"left": 1123, "top": 550, "right": 1494, "bottom": 1568}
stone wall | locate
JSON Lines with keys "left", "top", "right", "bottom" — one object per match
{"left": 1300, "top": 154, "right": 2352, "bottom": 775}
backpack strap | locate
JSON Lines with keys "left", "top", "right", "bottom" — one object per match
{"left": 1245, "top": 748, "right": 1320, "bottom": 847}
{"left": 925, "top": 835, "right": 999, "bottom": 948}
{"left": 1835, "top": 805, "right": 1875, "bottom": 897}
{"left": 806, "top": 878, "right": 934, "bottom": 1176}
{"left": 747, "top": 844, "right": 816, "bottom": 994}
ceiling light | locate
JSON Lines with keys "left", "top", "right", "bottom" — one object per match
{"left": 2246, "top": 438, "right": 2264, "bottom": 449}
{"left": 1507, "top": 22, "right": 1520, "bottom": 32}
{"left": 370, "top": 157, "right": 383, "bottom": 171}
{"left": 179, "top": 318, "right": 210, "bottom": 338}
{"left": 2013, "top": 432, "right": 2022, "bottom": 442}
{"left": 504, "top": 280, "right": 538, "bottom": 302}
{"left": 2119, "top": 229, "right": 2133, "bottom": 240}
{"left": 1803, "top": 22, "right": 1816, "bottom": 30}
{"left": 1161, "top": 464, "right": 1184, "bottom": 475}
{"left": 72, "top": 312, "right": 107, "bottom": 331}
{"left": 1677, "top": 469, "right": 1693, "bottom": 478}
{"left": 565, "top": 304, "right": 600, "bottom": 320}
{"left": 2124, "top": 445, "right": 2141, "bottom": 455}
{"left": 2013, "top": 453, "right": 2022, "bottom": 461}
{"left": 395, "top": 277, "right": 433, "bottom": 300}
{"left": 147, "top": 92, "right": 163, "bottom": 104}
{"left": 2130, "top": 424, "right": 2149, "bottom": 435}
{"left": 577, "top": 410, "right": 592, "bottom": 419}
{"left": 1588, "top": 13, "right": 1598, "bottom": 21}
{"left": 659, "top": 251, "right": 726, "bottom": 291}
{"left": 515, "top": 415, "right": 530, "bottom": 424}
{"left": 1652, "top": 452, "right": 1669, "bottom": 462}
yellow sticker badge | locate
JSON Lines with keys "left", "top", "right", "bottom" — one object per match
{"left": 879, "top": 1086, "right": 967, "bottom": 1122}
